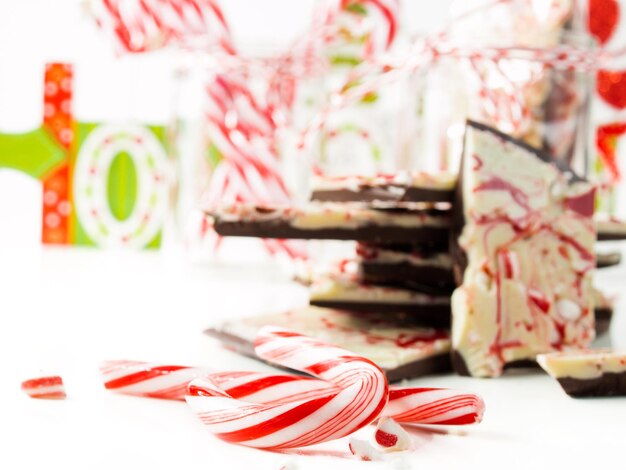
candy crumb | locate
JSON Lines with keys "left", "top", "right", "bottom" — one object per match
{"left": 21, "top": 375, "right": 66, "bottom": 399}
{"left": 375, "top": 418, "right": 411, "bottom": 452}
{"left": 349, "top": 438, "right": 384, "bottom": 461}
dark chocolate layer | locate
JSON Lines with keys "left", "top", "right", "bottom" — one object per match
{"left": 359, "top": 262, "right": 455, "bottom": 292}
{"left": 311, "top": 186, "right": 453, "bottom": 203}
{"left": 385, "top": 353, "right": 451, "bottom": 382}
{"left": 451, "top": 350, "right": 471, "bottom": 377}
{"left": 595, "top": 307, "right": 613, "bottom": 336}
{"left": 214, "top": 220, "right": 451, "bottom": 244}
{"left": 597, "top": 232, "right": 626, "bottom": 241}
{"left": 557, "top": 371, "right": 626, "bottom": 398}
{"left": 596, "top": 252, "right": 622, "bottom": 268}
{"left": 363, "top": 240, "right": 450, "bottom": 253}
{"left": 308, "top": 300, "right": 451, "bottom": 327}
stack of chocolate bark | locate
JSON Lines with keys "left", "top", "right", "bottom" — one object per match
{"left": 205, "top": 120, "right": 624, "bottom": 383}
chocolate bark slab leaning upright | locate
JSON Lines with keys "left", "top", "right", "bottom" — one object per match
{"left": 451, "top": 120, "right": 596, "bottom": 378}
{"left": 205, "top": 307, "right": 452, "bottom": 382}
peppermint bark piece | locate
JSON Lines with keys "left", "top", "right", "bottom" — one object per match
{"left": 209, "top": 203, "right": 451, "bottom": 244}
{"left": 205, "top": 307, "right": 452, "bottom": 381}
{"left": 357, "top": 243, "right": 455, "bottom": 292}
{"left": 451, "top": 121, "right": 596, "bottom": 377}
{"left": 307, "top": 274, "right": 451, "bottom": 327}
{"left": 310, "top": 171, "right": 456, "bottom": 203}
{"left": 538, "top": 350, "right": 626, "bottom": 397}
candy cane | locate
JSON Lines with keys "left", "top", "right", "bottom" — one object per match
{"left": 103, "top": 359, "right": 484, "bottom": 426}
{"left": 91, "top": 0, "right": 301, "bottom": 257}
{"left": 319, "top": 0, "right": 400, "bottom": 59}
{"left": 89, "top": 0, "right": 233, "bottom": 53}
{"left": 185, "top": 327, "right": 389, "bottom": 449}
{"left": 385, "top": 387, "right": 485, "bottom": 425}
{"left": 103, "top": 352, "right": 483, "bottom": 441}
{"left": 203, "top": 72, "right": 306, "bottom": 259}
{"left": 300, "top": 0, "right": 614, "bottom": 154}
{"left": 101, "top": 360, "right": 337, "bottom": 402}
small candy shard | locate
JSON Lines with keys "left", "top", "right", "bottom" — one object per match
{"left": 21, "top": 375, "right": 66, "bottom": 400}
{"left": 375, "top": 418, "right": 410, "bottom": 452}
{"left": 349, "top": 438, "right": 384, "bottom": 461}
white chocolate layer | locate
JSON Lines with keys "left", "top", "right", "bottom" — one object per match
{"left": 537, "top": 350, "right": 626, "bottom": 380}
{"left": 215, "top": 307, "right": 451, "bottom": 370}
{"left": 309, "top": 274, "right": 450, "bottom": 305}
{"left": 312, "top": 171, "right": 457, "bottom": 193}
{"left": 595, "top": 215, "right": 626, "bottom": 236}
{"left": 211, "top": 203, "right": 451, "bottom": 230}
{"left": 452, "top": 123, "right": 596, "bottom": 377}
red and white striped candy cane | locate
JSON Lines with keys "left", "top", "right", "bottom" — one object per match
{"left": 101, "top": 360, "right": 338, "bottom": 402}
{"left": 90, "top": 0, "right": 308, "bottom": 260}
{"left": 347, "top": 0, "right": 400, "bottom": 52}
{"left": 185, "top": 327, "right": 389, "bottom": 449}
{"left": 203, "top": 69, "right": 308, "bottom": 259}
{"left": 319, "top": 0, "right": 400, "bottom": 58}
{"left": 102, "top": 359, "right": 484, "bottom": 426}
{"left": 385, "top": 387, "right": 485, "bottom": 425}
{"left": 90, "top": 0, "right": 233, "bottom": 53}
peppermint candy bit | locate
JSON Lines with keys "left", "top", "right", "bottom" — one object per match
{"left": 21, "top": 375, "right": 66, "bottom": 400}
{"left": 375, "top": 417, "right": 410, "bottom": 452}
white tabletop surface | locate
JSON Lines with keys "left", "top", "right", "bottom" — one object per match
{"left": 3, "top": 243, "right": 626, "bottom": 470}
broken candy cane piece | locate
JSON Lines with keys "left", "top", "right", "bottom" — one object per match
{"left": 375, "top": 417, "right": 410, "bottom": 451}
{"left": 21, "top": 375, "right": 66, "bottom": 399}
{"left": 101, "top": 360, "right": 339, "bottom": 404}
{"left": 349, "top": 418, "right": 409, "bottom": 462}
{"left": 349, "top": 438, "right": 385, "bottom": 461}
{"left": 385, "top": 388, "right": 485, "bottom": 425}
